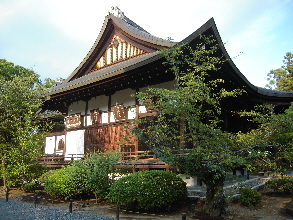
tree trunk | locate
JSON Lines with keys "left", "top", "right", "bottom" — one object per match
{"left": 203, "top": 172, "right": 226, "bottom": 216}
{"left": 1, "top": 157, "right": 6, "bottom": 188}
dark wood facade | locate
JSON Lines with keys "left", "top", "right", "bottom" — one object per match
{"left": 40, "top": 7, "right": 293, "bottom": 168}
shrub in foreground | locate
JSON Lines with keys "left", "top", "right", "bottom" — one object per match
{"left": 265, "top": 178, "right": 293, "bottom": 193}
{"left": 239, "top": 188, "right": 261, "bottom": 208}
{"left": 37, "top": 169, "right": 58, "bottom": 185}
{"left": 43, "top": 152, "right": 124, "bottom": 201}
{"left": 76, "top": 152, "right": 123, "bottom": 200}
{"left": 107, "top": 170, "right": 187, "bottom": 211}
{"left": 44, "top": 165, "right": 87, "bottom": 200}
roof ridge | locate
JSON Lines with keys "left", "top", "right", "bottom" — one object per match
{"left": 109, "top": 6, "right": 149, "bottom": 33}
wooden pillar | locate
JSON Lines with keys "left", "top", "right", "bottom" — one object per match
{"left": 107, "top": 94, "right": 112, "bottom": 124}
{"left": 84, "top": 99, "right": 89, "bottom": 127}
{"left": 135, "top": 88, "right": 139, "bottom": 152}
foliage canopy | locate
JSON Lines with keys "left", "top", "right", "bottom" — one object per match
{"left": 0, "top": 59, "right": 54, "bottom": 187}
{"left": 266, "top": 52, "right": 293, "bottom": 91}
{"left": 132, "top": 36, "right": 251, "bottom": 216}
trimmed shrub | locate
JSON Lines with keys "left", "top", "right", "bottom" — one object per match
{"left": 107, "top": 170, "right": 187, "bottom": 211}
{"left": 23, "top": 182, "right": 37, "bottom": 193}
{"left": 43, "top": 152, "right": 125, "bottom": 201}
{"left": 239, "top": 188, "right": 261, "bottom": 208}
{"left": 37, "top": 169, "right": 58, "bottom": 184}
{"left": 265, "top": 178, "right": 293, "bottom": 193}
{"left": 44, "top": 165, "right": 87, "bottom": 200}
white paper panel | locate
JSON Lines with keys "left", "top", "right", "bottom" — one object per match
{"left": 110, "top": 112, "right": 115, "bottom": 122}
{"left": 45, "top": 136, "right": 55, "bottom": 154}
{"left": 128, "top": 107, "right": 136, "bottom": 119}
{"left": 65, "top": 130, "right": 85, "bottom": 160}
{"left": 101, "top": 112, "right": 108, "bottom": 123}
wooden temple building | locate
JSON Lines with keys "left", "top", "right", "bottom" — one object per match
{"left": 40, "top": 7, "right": 293, "bottom": 168}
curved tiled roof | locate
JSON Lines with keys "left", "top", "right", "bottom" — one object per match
{"left": 48, "top": 14, "right": 293, "bottom": 101}
{"left": 64, "top": 8, "right": 175, "bottom": 84}
{"left": 179, "top": 18, "right": 293, "bottom": 98}
{"left": 108, "top": 6, "right": 149, "bottom": 33}
{"left": 48, "top": 51, "right": 163, "bottom": 96}
{"left": 110, "top": 15, "right": 174, "bottom": 47}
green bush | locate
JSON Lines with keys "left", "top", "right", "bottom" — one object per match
{"left": 76, "top": 152, "right": 122, "bottom": 200}
{"left": 44, "top": 165, "right": 87, "bottom": 200}
{"left": 107, "top": 170, "right": 187, "bottom": 211}
{"left": 37, "top": 169, "right": 58, "bottom": 184}
{"left": 24, "top": 164, "right": 49, "bottom": 182}
{"left": 239, "top": 188, "right": 262, "bottom": 208}
{"left": 23, "top": 182, "right": 38, "bottom": 193}
{"left": 265, "top": 178, "right": 293, "bottom": 193}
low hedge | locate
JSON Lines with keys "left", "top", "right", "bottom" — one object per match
{"left": 265, "top": 178, "right": 293, "bottom": 193}
{"left": 107, "top": 170, "right": 187, "bottom": 211}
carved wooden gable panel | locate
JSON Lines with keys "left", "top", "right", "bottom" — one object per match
{"left": 92, "top": 35, "right": 146, "bottom": 71}
{"left": 64, "top": 114, "right": 81, "bottom": 129}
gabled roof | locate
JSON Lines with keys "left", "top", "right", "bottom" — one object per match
{"left": 64, "top": 6, "right": 175, "bottom": 83}
{"left": 46, "top": 8, "right": 293, "bottom": 106}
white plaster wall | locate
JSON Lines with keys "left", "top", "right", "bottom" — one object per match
{"left": 128, "top": 107, "right": 136, "bottom": 119}
{"left": 65, "top": 130, "right": 85, "bottom": 160}
{"left": 139, "top": 106, "right": 147, "bottom": 114}
{"left": 110, "top": 111, "right": 115, "bottom": 122}
{"left": 86, "top": 115, "right": 92, "bottom": 126}
{"left": 45, "top": 136, "right": 55, "bottom": 154}
{"left": 101, "top": 112, "right": 108, "bottom": 124}
{"left": 68, "top": 101, "right": 86, "bottom": 115}
{"left": 88, "top": 95, "right": 108, "bottom": 113}
{"left": 111, "top": 88, "right": 135, "bottom": 107}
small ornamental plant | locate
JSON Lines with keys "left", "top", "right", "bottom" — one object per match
{"left": 107, "top": 170, "right": 187, "bottom": 211}
{"left": 239, "top": 188, "right": 262, "bottom": 208}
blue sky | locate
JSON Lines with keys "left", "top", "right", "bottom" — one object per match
{"left": 0, "top": 0, "right": 292, "bottom": 88}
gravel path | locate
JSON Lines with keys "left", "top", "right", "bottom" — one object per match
{"left": 0, "top": 198, "right": 114, "bottom": 220}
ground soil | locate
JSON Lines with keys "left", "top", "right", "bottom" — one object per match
{"left": 0, "top": 187, "right": 292, "bottom": 220}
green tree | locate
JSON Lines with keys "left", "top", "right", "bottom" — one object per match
{"left": 132, "top": 37, "right": 250, "bottom": 216}
{"left": 0, "top": 60, "right": 53, "bottom": 187}
{"left": 0, "top": 59, "right": 35, "bottom": 80}
{"left": 266, "top": 52, "right": 293, "bottom": 91}
{"left": 239, "top": 103, "right": 293, "bottom": 174}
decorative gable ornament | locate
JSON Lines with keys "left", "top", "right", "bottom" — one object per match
{"left": 55, "top": 6, "right": 174, "bottom": 83}
{"left": 92, "top": 35, "right": 146, "bottom": 71}
{"left": 64, "top": 114, "right": 81, "bottom": 129}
